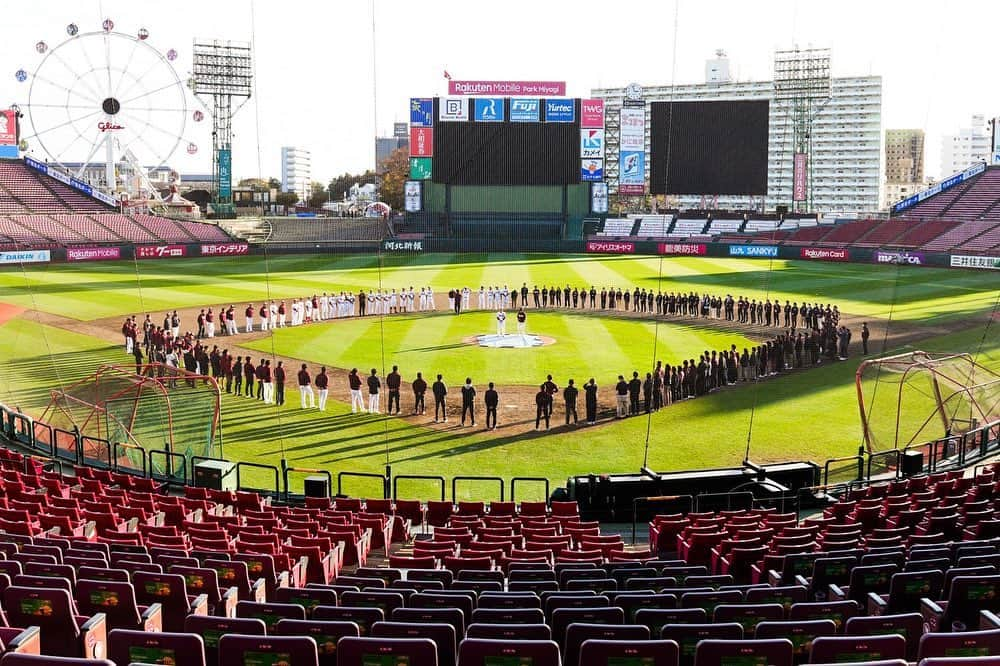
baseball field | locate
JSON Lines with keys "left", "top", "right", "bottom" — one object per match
{"left": 0, "top": 252, "right": 996, "bottom": 497}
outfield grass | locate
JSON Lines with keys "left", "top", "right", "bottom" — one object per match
{"left": 0, "top": 253, "right": 997, "bottom": 324}
{"left": 242, "top": 311, "right": 759, "bottom": 387}
{"left": 0, "top": 253, "right": 997, "bottom": 496}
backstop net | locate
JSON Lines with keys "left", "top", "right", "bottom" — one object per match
{"left": 856, "top": 351, "right": 1000, "bottom": 454}
{"left": 41, "top": 363, "right": 221, "bottom": 473}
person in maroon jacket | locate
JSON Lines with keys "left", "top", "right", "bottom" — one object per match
{"left": 297, "top": 363, "right": 315, "bottom": 408}
{"left": 205, "top": 308, "right": 216, "bottom": 338}
{"left": 315, "top": 366, "right": 329, "bottom": 411}
{"left": 259, "top": 303, "right": 269, "bottom": 332}
{"left": 274, "top": 361, "right": 286, "bottom": 406}
{"left": 196, "top": 309, "right": 206, "bottom": 339}
{"left": 221, "top": 350, "right": 233, "bottom": 393}
{"left": 244, "top": 304, "right": 254, "bottom": 333}
{"left": 348, "top": 368, "right": 364, "bottom": 413}
{"left": 261, "top": 359, "right": 274, "bottom": 404}
{"left": 243, "top": 357, "right": 255, "bottom": 397}
{"left": 255, "top": 358, "right": 266, "bottom": 400}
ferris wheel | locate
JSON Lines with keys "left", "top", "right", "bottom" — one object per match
{"left": 13, "top": 19, "right": 201, "bottom": 194}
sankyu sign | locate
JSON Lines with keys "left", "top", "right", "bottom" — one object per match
{"left": 473, "top": 97, "right": 504, "bottom": 122}
{"left": 587, "top": 241, "right": 634, "bottom": 254}
{"left": 200, "top": 243, "right": 249, "bottom": 256}
{"left": 545, "top": 99, "right": 575, "bottom": 123}
{"left": 580, "top": 129, "right": 604, "bottom": 159}
{"left": 729, "top": 245, "right": 778, "bottom": 258}
{"left": 874, "top": 250, "right": 925, "bottom": 265}
{"left": 509, "top": 98, "right": 540, "bottom": 122}
{"left": 439, "top": 97, "right": 468, "bottom": 122}
{"left": 136, "top": 245, "right": 187, "bottom": 259}
{"left": 383, "top": 240, "right": 424, "bottom": 252}
{"left": 800, "top": 247, "right": 849, "bottom": 261}
{"left": 951, "top": 254, "right": 1000, "bottom": 270}
{"left": 0, "top": 250, "right": 50, "bottom": 264}
{"left": 67, "top": 247, "right": 121, "bottom": 261}
{"left": 658, "top": 243, "right": 707, "bottom": 256}
{"left": 448, "top": 80, "right": 566, "bottom": 96}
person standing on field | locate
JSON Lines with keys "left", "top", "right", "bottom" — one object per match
{"left": 348, "top": 368, "right": 365, "bottom": 413}
{"left": 412, "top": 372, "right": 427, "bottom": 415}
{"left": 432, "top": 374, "right": 447, "bottom": 422}
{"left": 584, "top": 378, "right": 598, "bottom": 424}
{"left": 496, "top": 310, "right": 507, "bottom": 337}
{"left": 563, "top": 379, "right": 579, "bottom": 425}
{"left": 386, "top": 365, "right": 402, "bottom": 415}
{"left": 367, "top": 368, "right": 381, "bottom": 414}
{"left": 461, "top": 378, "right": 476, "bottom": 426}
{"left": 484, "top": 382, "right": 499, "bottom": 430}
{"left": 297, "top": 363, "right": 315, "bottom": 409}
{"left": 244, "top": 304, "right": 254, "bottom": 333}
{"left": 274, "top": 361, "right": 285, "bottom": 406}
{"left": 516, "top": 308, "right": 527, "bottom": 337}
{"left": 535, "top": 385, "right": 551, "bottom": 430}
{"left": 315, "top": 366, "right": 329, "bottom": 411}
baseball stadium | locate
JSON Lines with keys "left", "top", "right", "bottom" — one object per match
{"left": 0, "top": 4, "right": 997, "bottom": 665}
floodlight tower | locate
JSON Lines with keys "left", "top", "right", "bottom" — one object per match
{"left": 773, "top": 48, "right": 831, "bottom": 213}
{"left": 191, "top": 40, "right": 252, "bottom": 218}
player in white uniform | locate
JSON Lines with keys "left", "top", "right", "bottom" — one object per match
{"left": 496, "top": 310, "right": 507, "bottom": 337}
{"left": 501, "top": 285, "right": 510, "bottom": 309}
{"left": 477, "top": 286, "right": 485, "bottom": 310}
{"left": 389, "top": 289, "right": 398, "bottom": 314}
{"left": 428, "top": 287, "right": 436, "bottom": 311}
{"left": 462, "top": 287, "right": 471, "bottom": 311}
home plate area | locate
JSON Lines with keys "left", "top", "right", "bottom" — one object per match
{"left": 475, "top": 333, "right": 549, "bottom": 348}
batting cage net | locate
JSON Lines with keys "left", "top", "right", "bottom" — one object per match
{"left": 42, "top": 363, "right": 221, "bottom": 473}
{"left": 856, "top": 351, "right": 1000, "bottom": 454}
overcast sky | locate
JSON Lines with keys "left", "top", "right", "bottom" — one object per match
{"left": 3, "top": 0, "right": 998, "bottom": 183}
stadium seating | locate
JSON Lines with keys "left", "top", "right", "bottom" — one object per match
{"left": 0, "top": 161, "right": 109, "bottom": 214}
{"left": 921, "top": 220, "right": 1000, "bottom": 252}
{"left": 0, "top": 444, "right": 997, "bottom": 664}
{"left": 635, "top": 215, "right": 674, "bottom": 237}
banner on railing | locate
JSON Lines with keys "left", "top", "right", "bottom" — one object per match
{"left": 67, "top": 247, "right": 122, "bottom": 262}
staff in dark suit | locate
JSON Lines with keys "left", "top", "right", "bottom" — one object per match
{"left": 484, "top": 382, "right": 499, "bottom": 430}
{"left": 412, "top": 372, "right": 427, "bottom": 415}
{"left": 535, "top": 385, "right": 551, "bottom": 430}
{"left": 585, "top": 378, "right": 598, "bottom": 424}
{"left": 460, "top": 378, "right": 476, "bottom": 426}
{"left": 432, "top": 374, "right": 447, "bottom": 422}
{"left": 563, "top": 379, "right": 579, "bottom": 425}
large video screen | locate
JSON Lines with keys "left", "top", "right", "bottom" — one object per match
{"left": 432, "top": 98, "right": 580, "bottom": 186}
{"left": 649, "top": 100, "right": 769, "bottom": 195}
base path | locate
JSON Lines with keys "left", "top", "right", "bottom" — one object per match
{"left": 0, "top": 303, "right": 25, "bottom": 327}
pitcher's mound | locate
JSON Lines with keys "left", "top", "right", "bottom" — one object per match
{"left": 463, "top": 333, "right": 555, "bottom": 348}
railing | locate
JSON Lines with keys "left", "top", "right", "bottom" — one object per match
{"left": 337, "top": 471, "right": 389, "bottom": 499}
{"left": 282, "top": 466, "right": 334, "bottom": 501}
{"left": 822, "top": 449, "right": 865, "bottom": 486}
{"left": 452, "top": 476, "right": 504, "bottom": 504}
{"left": 694, "top": 491, "right": 754, "bottom": 513}
{"left": 393, "top": 475, "right": 446, "bottom": 501}
{"left": 510, "top": 477, "right": 550, "bottom": 504}
{"left": 149, "top": 449, "right": 187, "bottom": 486}
{"left": 112, "top": 442, "right": 147, "bottom": 479}
{"left": 631, "top": 494, "right": 694, "bottom": 545}
{"left": 235, "top": 461, "right": 280, "bottom": 498}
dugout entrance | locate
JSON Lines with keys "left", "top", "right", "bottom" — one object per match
{"left": 41, "top": 363, "right": 221, "bottom": 472}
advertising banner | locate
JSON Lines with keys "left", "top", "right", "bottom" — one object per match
{"left": 658, "top": 243, "right": 707, "bottom": 256}
{"left": 619, "top": 107, "right": 645, "bottom": 150}
{"left": 587, "top": 241, "right": 635, "bottom": 254}
{"left": 438, "top": 97, "right": 469, "bottom": 122}
{"left": 383, "top": 239, "right": 424, "bottom": 252}
{"left": 545, "top": 99, "right": 575, "bottom": 123}
{"left": 580, "top": 99, "right": 605, "bottom": 128}
{"left": 410, "top": 127, "right": 433, "bottom": 157}
{"left": 67, "top": 247, "right": 122, "bottom": 261}
{"left": 217, "top": 149, "right": 232, "bottom": 198}
{"left": 590, "top": 182, "right": 608, "bottom": 214}
{"left": 473, "top": 97, "right": 504, "bottom": 122}
{"left": 448, "top": 80, "right": 566, "bottom": 96}
{"left": 136, "top": 245, "right": 187, "bottom": 259}
{"left": 950, "top": 254, "right": 1000, "bottom": 270}
{"left": 873, "top": 250, "right": 925, "bottom": 265}
{"left": 893, "top": 162, "right": 985, "bottom": 213}
{"left": 0, "top": 110, "right": 16, "bottom": 145}
{"left": 403, "top": 180, "right": 422, "bottom": 213}
{"left": 410, "top": 98, "right": 433, "bottom": 127}
{"left": 793, "top": 152, "right": 807, "bottom": 202}
{"left": 509, "top": 98, "right": 540, "bottom": 122}
{"left": 580, "top": 129, "right": 604, "bottom": 159}
{"left": 800, "top": 247, "right": 849, "bottom": 261}
{"left": 200, "top": 243, "right": 250, "bottom": 256}
{"left": 580, "top": 159, "right": 604, "bottom": 182}
{"left": 994, "top": 117, "right": 1000, "bottom": 165}
{"left": 409, "top": 157, "right": 432, "bottom": 180}
{"left": 619, "top": 150, "right": 645, "bottom": 193}
{"left": 729, "top": 245, "right": 778, "bottom": 258}
{"left": 0, "top": 250, "right": 50, "bottom": 264}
